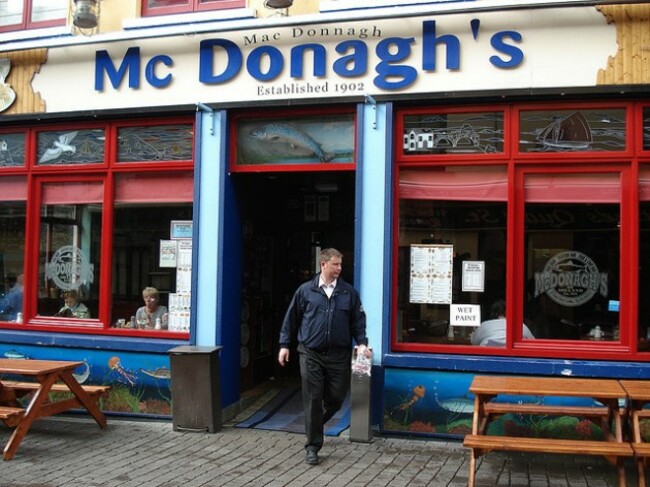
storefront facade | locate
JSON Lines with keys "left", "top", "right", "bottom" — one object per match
{"left": 0, "top": 0, "right": 649, "bottom": 435}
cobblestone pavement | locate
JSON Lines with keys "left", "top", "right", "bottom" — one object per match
{"left": 0, "top": 404, "right": 639, "bottom": 487}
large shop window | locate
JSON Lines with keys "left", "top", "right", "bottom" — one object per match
{"left": 0, "top": 177, "right": 26, "bottom": 323}
{"left": 396, "top": 166, "right": 511, "bottom": 347}
{"left": 522, "top": 172, "right": 621, "bottom": 342}
{"left": 0, "top": 0, "right": 67, "bottom": 32}
{"left": 0, "top": 119, "right": 194, "bottom": 338}
{"left": 38, "top": 181, "right": 103, "bottom": 322}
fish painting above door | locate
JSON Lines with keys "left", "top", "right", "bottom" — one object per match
{"left": 234, "top": 113, "right": 355, "bottom": 167}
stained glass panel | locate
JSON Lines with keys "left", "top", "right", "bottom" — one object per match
{"left": 0, "top": 133, "right": 26, "bottom": 167}
{"left": 519, "top": 109, "right": 626, "bottom": 153}
{"left": 36, "top": 128, "right": 105, "bottom": 165}
{"left": 117, "top": 124, "right": 194, "bottom": 162}
{"left": 402, "top": 112, "right": 504, "bottom": 155}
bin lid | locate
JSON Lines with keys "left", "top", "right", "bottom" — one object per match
{"left": 168, "top": 345, "right": 222, "bottom": 355}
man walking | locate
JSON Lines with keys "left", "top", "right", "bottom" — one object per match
{"left": 278, "top": 248, "right": 370, "bottom": 465}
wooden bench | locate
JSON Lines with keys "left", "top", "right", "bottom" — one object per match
{"left": 0, "top": 406, "right": 25, "bottom": 428}
{"left": 2, "top": 381, "right": 110, "bottom": 398}
{"left": 619, "top": 380, "right": 650, "bottom": 487}
{"left": 464, "top": 375, "right": 630, "bottom": 487}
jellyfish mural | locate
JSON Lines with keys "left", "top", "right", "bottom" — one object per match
{"left": 108, "top": 356, "right": 136, "bottom": 386}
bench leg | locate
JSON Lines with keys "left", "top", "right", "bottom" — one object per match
{"left": 468, "top": 449, "right": 477, "bottom": 487}
{"left": 639, "top": 457, "right": 647, "bottom": 487}
{"left": 616, "top": 457, "right": 627, "bottom": 487}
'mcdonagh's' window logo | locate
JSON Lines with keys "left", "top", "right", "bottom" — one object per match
{"left": 534, "top": 250, "right": 607, "bottom": 307}
{"left": 45, "top": 245, "right": 94, "bottom": 291}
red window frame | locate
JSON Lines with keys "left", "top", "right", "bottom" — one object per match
{"left": 0, "top": 0, "right": 67, "bottom": 34}
{"left": 0, "top": 117, "right": 194, "bottom": 339}
{"left": 141, "top": 0, "right": 245, "bottom": 17}
{"left": 392, "top": 100, "right": 650, "bottom": 361}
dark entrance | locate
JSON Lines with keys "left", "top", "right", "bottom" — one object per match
{"left": 235, "top": 171, "right": 356, "bottom": 391}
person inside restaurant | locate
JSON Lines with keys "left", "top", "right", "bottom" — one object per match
{"left": 56, "top": 290, "right": 90, "bottom": 318}
{"left": 471, "top": 299, "right": 535, "bottom": 346}
{"left": 135, "top": 286, "right": 168, "bottom": 330}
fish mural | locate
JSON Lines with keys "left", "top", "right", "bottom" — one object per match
{"left": 140, "top": 367, "right": 171, "bottom": 380}
{"left": 0, "top": 346, "right": 172, "bottom": 416}
{"left": 250, "top": 123, "right": 336, "bottom": 162}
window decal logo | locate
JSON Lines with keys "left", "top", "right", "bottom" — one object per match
{"left": 534, "top": 250, "right": 607, "bottom": 307}
{"left": 45, "top": 245, "right": 94, "bottom": 292}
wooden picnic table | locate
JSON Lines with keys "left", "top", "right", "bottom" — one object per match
{"left": 620, "top": 380, "right": 650, "bottom": 487}
{"left": 0, "top": 358, "right": 109, "bottom": 460}
{"left": 463, "top": 375, "right": 632, "bottom": 487}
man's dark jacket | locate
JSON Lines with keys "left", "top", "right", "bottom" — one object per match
{"left": 279, "top": 273, "right": 367, "bottom": 352}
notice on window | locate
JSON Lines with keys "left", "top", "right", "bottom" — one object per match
{"left": 450, "top": 304, "right": 481, "bottom": 327}
{"left": 159, "top": 240, "right": 178, "bottom": 268}
{"left": 409, "top": 244, "right": 453, "bottom": 304}
{"left": 462, "top": 260, "right": 485, "bottom": 292}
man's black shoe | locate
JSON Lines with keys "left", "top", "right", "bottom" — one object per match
{"left": 305, "top": 450, "right": 319, "bottom": 465}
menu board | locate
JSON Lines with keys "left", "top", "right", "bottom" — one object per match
{"left": 409, "top": 244, "right": 453, "bottom": 304}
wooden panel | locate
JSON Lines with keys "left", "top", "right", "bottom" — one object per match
{"left": 2, "top": 49, "right": 47, "bottom": 115}
{"left": 597, "top": 4, "right": 650, "bottom": 85}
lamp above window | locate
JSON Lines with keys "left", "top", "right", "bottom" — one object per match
{"left": 73, "top": 0, "right": 99, "bottom": 30}
{"left": 264, "top": 0, "right": 293, "bottom": 9}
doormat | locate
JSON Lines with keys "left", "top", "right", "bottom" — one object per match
{"left": 235, "top": 387, "right": 351, "bottom": 436}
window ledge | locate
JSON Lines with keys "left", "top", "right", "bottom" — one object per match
{"left": 0, "top": 26, "right": 71, "bottom": 46}
{"left": 122, "top": 8, "right": 257, "bottom": 31}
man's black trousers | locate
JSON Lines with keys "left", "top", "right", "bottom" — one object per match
{"left": 298, "top": 344, "right": 351, "bottom": 451}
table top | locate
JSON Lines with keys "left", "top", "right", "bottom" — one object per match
{"left": 470, "top": 375, "right": 626, "bottom": 399}
{"left": 619, "top": 380, "right": 650, "bottom": 401}
{"left": 0, "top": 359, "right": 83, "bottom": 376}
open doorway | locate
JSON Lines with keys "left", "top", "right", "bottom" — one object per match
{"left": 234, "top": 171, "right": 356, "bottom": 391}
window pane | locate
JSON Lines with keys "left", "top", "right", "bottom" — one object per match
{"left": 117, "top": 124, "right": 194, "bottom": 162}
{"left": 31, "top": 0, "right": 67, "bottom": 22}
{"left": 0, "top": 0, "right": 24, "bottom": 27}
{"left": 639, "top": 167, "right": 650, "bottom": 349}
{"left": 0, "top": 200, "right": 25, "bottom": 323}
{"left": 0, "top": 133, "right": 26, "bottom": 167}
{"left": 524, "top": 174, "right": 620, "bottom": 341}
{"left": 519, "top": 109, "right": 626, "bottom": 153}
{"left": 402, "top": 111, "right": 504, "bottom": 155}
{"left": 38, "top": 183, "right": 102, "bottom": 320}
{"left": 111, "top": 203, "right": 192, "bottom": 333}
{"left": 396, "top": 167, "right": 509, "bottom": 346}
{"left": 37, "top": 128, "right": 105, "bottom": 166}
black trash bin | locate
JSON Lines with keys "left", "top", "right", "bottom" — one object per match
{"left": 169, "top": 345, "right": 222, "bottom": 433}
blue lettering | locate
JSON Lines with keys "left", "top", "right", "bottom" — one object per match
{"left": 333, "top": 40, "right": 368, "bottom": 77}
{"left": 422, "top": 20, "right": 460, "bottom": 70}
{"left": 199, "top": 39, "right": 242, "bottom": 84}
{"left": 290, "top": 43, "right": 327, "bottom": 77}
{"left": 247, "top": 45, "right": 284, "bottom": 81}
{"left": 95, "top": 47, "right": 140, "bottom": 91}
{"left": 145, "top": 54, "right": 173, "bottom": 88}
{"left": 490, "top": 31, "right": 523, "bottom": 68}
{"left": 374, "top": 37, "right": 417, "bottom": 90}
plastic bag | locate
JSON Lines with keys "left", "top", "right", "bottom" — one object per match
{"left": 351, "top": 349, "right": 372, "bottom": 377}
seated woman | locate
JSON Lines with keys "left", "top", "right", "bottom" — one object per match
{"left": 135, "top": 286, "right": 168, "bottom": 329}
{"left": 471, "top": 299, "right": 534, "bottom": 346}
{"left": 56, "top": 290, "right": 90, "bottom": 318}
